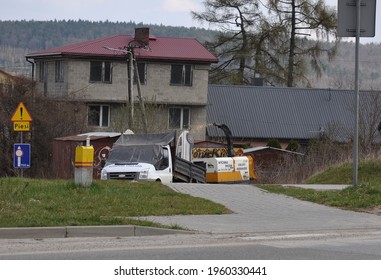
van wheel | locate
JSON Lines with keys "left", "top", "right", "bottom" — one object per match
{"left": 155, "top": 178, "right": 161, "bottom": 182}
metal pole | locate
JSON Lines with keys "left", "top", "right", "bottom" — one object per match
{"left": 128, "top": 49, "right": 134, "bottom": 128}
{"left": 353, "top": 0, "right": 361, "bottom": 189}
{"left": 102, "top": 46, "right": 135, "bottom": 128}
{"left": 133, "top": 57, "right": 148, "bottom": 133}
{"left": 20, "top": 131, "right": 24, "bottom": 178}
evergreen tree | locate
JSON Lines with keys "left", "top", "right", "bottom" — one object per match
{"left": 193, "top": 0, "right": 339, "bottom": 87}
{"left": 267, "top": 0, "right": 339, "bottom": 87}
{"left": 192, "top": 0, "right": 263, "bottom": 84}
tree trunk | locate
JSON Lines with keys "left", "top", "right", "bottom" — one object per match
{"left": 287, "top": 0, "right": 296, "bottom": 87}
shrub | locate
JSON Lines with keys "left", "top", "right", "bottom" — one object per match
{"left": 267, "top": 138, "right": 281, "bottom": 149}
{"left": 286, "top": 139, "right": 300, "bottom": 152}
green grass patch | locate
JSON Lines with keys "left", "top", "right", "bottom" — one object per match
{"left": 0, "top": 178, "right": 230, "bottom": 228}
{"left": 305, "top": 159, "right": 381, "bottom": 185}
{"left": 258, "top": 159, "right": 381, "bottom": 212}
{"left": 258, "top": 184, "right": 381, "bottom": 211}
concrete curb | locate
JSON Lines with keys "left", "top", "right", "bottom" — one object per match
{"left": 0, "top": 225, "right": 193, "bottom": 239}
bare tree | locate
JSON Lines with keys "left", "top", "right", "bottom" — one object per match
{"left": 0, "top": 75, "right": 90, "bottom": 178}
{"left": 358, "top": 90, "right": 381, "bottom": 155}
{"left": 110, "top": 98, "right": 168, "bottom": 134}
{"left": 344, "top": 89, "right": 381, "bottom": 156}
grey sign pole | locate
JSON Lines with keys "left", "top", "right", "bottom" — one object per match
{"left": 353, "top": 0, "right": 360, "bottom": 189}
{"left": 337, "top": 0, "right": 377, "bottom": 189}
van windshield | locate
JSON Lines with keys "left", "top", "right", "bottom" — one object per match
{"left": 105, "top": 145, "right": 164, "bottom": 166}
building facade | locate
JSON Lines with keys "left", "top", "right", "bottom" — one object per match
{"left": 26, "top": 28, "right": 218, "bottom": 140}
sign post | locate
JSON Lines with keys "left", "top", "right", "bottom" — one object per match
{"left": 11, "top": 102, "right": 33, "bottom": 131}
{"left": 337, "top": 0, "right": 377, "bottom": 189}
{"left": 10, "top": 102, "right": 33, "bottom": 176}
{"left": 13, "top": 144, "right": 31, "bottom": 169}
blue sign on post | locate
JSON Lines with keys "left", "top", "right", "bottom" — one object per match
{"left": 13, "top": 144, "right": 31, "bottom": 168}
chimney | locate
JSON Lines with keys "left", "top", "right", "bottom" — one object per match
{"left": 251, "top": 77, "right": 264, "bottom": 87}
{"left": 251, "top": 73, "right": 264, "bottom": 86}
{"left": 134, "top": 27, "right": 150, "bottom": 45}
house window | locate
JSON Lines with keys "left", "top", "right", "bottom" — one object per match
{"left": 39, "top": 61, "right": 47, "bottom": 82}
{"left": 134, "top": 62, "right": 146, "bottom": 85}
{"left": 169, "top": 107, "right": 190, "bottom": 129}
{"left": 170, "top": 64, "right": 192, "bottom": 86}
{"left": 90, "top": 61, "right": 112, "bottom": 83}
{"left": 88, "top": 105, "right": 110, "bottom": 127}
{"left": 55, "top": 60, "right": 64, "bottom": 82}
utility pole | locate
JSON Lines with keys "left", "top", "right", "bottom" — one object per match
{"left": 103, "top": 46, "right": 134, "bottom": 127}
{"left": 127, "top": 46, "right": 134, "bottom": 128}
{"left": 133, "top": 56, "right": 148, "bottom": 133}
{"left": 103, "top": 36, "right": 150, "bottom": 131}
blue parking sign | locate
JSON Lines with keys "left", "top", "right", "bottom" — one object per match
{"left": 14, "top": 144, "right": 31, "bottom": 168}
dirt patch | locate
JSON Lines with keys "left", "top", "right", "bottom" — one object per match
{"left": 359, "top": 206, "right": 381, "bottom": 215}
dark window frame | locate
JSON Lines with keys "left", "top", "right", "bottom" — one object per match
{"left": 55, "top": 60, "right": 65, "bottom": 82}
{"left": 38, "top": 61, "right": 47, "bottom": 82}
{"left": 90, "top": 61, "right": 112, "bottom": 83}
{"left": 168, "top": 107, "right": 190, "bottom": 129}
{"left": 134, "top": 62, "right": 146, "bottom": 85}
{"left": 170, "top": 64, "right": 192, "bottom": 86}
{"left": 88, "top": 104, "right": 110, "bottom": 127}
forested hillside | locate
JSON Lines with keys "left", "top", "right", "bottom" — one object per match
{"left": 0, "top": 20, "right": 216, "bottom": 76}
{"left": 1, "top": 20, "right": 380, "bottom": 89}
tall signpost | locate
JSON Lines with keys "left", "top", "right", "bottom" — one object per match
{"left": 337, "top": 0, "right": 376, "bottom": 189}
{"left": 10, "top": 102, "right": 33, "bottom": 176}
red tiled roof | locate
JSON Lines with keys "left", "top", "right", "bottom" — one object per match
{"left": 26, "top": 34, "right": 218, "bottom": 63}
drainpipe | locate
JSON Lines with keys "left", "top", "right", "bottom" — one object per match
{"left": 26, "top": 57, "right": 38, "bottom": 101}
{"left": 26, "top": 57, "right": 35, "bottom": 80}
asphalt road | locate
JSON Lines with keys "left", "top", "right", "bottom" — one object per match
{"left": 1, "top": 230, "right": 381, "bottom": 259}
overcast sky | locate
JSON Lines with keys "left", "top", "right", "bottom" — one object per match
{"left": 1, "top": 0, "right": 380, "bottom": 43}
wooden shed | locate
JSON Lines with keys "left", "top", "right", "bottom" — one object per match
{"left": 52, "top": 132, "right": 120, "bottom": 179}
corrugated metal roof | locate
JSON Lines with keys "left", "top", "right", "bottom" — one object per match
{"left": 207, "top": 85, "right": 363, "bottom": 142}
{"left": 26, "top": 34, "right": 218, "bottom": 63}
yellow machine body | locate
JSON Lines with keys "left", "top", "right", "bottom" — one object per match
{"left": 200, "top": 156, "right": 255, "bottom": 183}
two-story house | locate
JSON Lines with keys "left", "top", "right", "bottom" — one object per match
{"left": 25, "top": 28, "right": 218, "bottom": 140}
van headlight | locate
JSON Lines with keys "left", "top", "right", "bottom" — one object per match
{"left": 101, "top": 169, "right": 107, "bottom": 180}
{"left": 139, "top": 169, "right": 149, "bottom": 179}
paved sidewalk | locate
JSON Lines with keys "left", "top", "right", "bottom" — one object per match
{"left": 282, "top": 184, "right": 349, "bottom": 190}
{"left": 138, "top": 183, "right": 381, "bottom": 234}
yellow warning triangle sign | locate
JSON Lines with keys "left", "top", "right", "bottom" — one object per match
{"left": 11, "top": 102, "right": 33, "bottom": 122}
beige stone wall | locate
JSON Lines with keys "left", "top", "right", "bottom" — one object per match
{"left": 61, "top": 60, "right": 210, "bottom": 106}
{"left": 35, "top": 59, "right": 210, "bottom": 140}
{"left": 35, "top": 60, "right": 69, "bottom": 97}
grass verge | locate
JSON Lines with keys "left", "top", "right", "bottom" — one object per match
{"left": 0, "top": 178, "right": 230, "bottom": 228}
{"left": 258, "top": 159, "right": 381, "bottom": 213}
